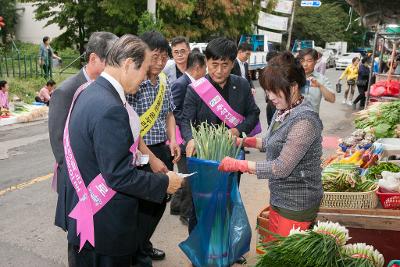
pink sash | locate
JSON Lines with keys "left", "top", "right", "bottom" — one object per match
{"left": 191, "top": 77, "right": 244, "bottom": 128}
{"left": 191, "top": 77, "right": 261, "bottom": 136}
{"left": 63, "top": 82, "right": 140, "bottom": 251}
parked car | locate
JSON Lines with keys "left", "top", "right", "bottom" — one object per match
{"left": 322, "top": 50, "right": 336, "bottom": 68}
{"left": 335, "top": 52, "right": 362, "bottom": 70}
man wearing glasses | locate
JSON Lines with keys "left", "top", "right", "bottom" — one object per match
{"left": 126, "top": 31, "right": 181, "bottom": 266}
{"left": 164, "top": 36, "right": 190, "bottom": 83}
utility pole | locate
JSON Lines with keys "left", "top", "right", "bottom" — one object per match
{"left": 286, "top": 0, "right": 297, "bottom": 50}
{"left": 147, "top": 0, "right": 156, "bottom": 19}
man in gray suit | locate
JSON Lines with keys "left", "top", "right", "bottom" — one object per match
{"left": 48, "top": 31, "right": 119, "bottom": 229}
{"left": 163, "top": 36, "right": 190, "bottom": 84}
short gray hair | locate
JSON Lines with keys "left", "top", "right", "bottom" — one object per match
{"left": 85, "top": 32, "right": 118, "bottom": 62}
{"left": 106, "top": 34, "right": 148, "bottom": 69}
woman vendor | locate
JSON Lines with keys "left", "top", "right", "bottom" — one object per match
{"left": 218, "top": 52, "right": 324, "bottom": 239}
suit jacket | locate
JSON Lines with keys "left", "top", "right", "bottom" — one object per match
{"left": 163, "top": 59, "right": 178, "bottom": 84}
{"left": 171, "top": 73, "right": 192, "bottom": 125}
{"left": 49, "top": 69, "right": 88, "bottom": 230}
{"left": 58, "top": 76, "right": 169, "bottom": 256}
{"left": 49, "top": 68, "right": 87, "bottom": 166}
{"left": 180, "top": 74, "right": 260, "bottom": 141}
{"left": 231, "top": 59, "right": 254, "bottom": 88}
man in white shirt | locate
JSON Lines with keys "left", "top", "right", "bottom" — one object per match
{"left": 231, "top": 43, "right": 255, "bottom": 94}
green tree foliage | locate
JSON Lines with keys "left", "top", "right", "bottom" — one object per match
{"left": 0, "top": 0, "right": 18, "bottom": 44}
{"left": 292, "top": 1, "right": 367, "bottom": 49}
{"left": 158, "top": 0, "right": 260, "bottom": 41}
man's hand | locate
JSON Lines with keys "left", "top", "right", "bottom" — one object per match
{"left": 229, "top": 128, "right": 240, "bottom": 137}
{"left": 149, "top": 156, "right": 169, "bottom": 174}
{"left": 169, "top": 141, "right": 181, "bottom": 164}
{"left": 166, "top": 171, "right": 183, "bottom": 194}
{"left": 186, "top": 139, "right": 196, "bottom": 157}
{"left": 309, "top": 77, "right": 320, "bottom": 88}
{"left": 251, "top": 88, "right": 256, "bottom": 96}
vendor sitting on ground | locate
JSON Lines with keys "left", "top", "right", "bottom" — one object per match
{"left": 0, "top": 80, "right": 10, "bottom": 110}
{"left": 35, "top": 79, "right": 56, "bottom": 105}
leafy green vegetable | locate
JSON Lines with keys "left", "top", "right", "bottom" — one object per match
{"left": 355, "top": 101, "right": 400, "bottom": 138}
{"left": 365, "top": 162, "right": 400, "bottom": 180}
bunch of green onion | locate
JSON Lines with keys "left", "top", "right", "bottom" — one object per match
{"left": 191, "top": 122, "right": 243, "bottom": 162}
{"left": 340, "top": 243, "right": 384, "bottom": 267}
{"left": 255, "top": 221, "right": 385, "bottom": 267}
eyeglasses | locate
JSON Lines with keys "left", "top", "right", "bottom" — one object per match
{"left": 173, "top": 49, "right": 188, "bottom": 56}
{"left": 151, "top": 54, "right": 169, "bottom": 63}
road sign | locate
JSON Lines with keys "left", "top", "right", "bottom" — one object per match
{"left": 300, "top": 1, "right": 321, "bottom": 7}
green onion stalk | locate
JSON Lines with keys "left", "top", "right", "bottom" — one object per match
{"left": 339, "top": 243, "right": 384, "bottom": 267}
{"left": 256, "top": 221, "right": 351, "bottom": 267}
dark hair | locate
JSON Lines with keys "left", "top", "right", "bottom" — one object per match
{"left": 43, "top": 36, "right": 50, "bottom": 43}
{"left": 106, "top": 34, "right": 148, "bottom": 69}
{"left": 238, "top": 43, "right": 252, "bottom": 52}
{"left": 171, "top": 36, "right": 189, "bottom": 48}
{"left": 46, "top": 79, "right": 56, "bottom": 86}
{"left": 140, "top": 31, "right": 169, "bottom": 54}
{"left": 191, "top": 47, "right": 201, "bottom": 53}
{"left": 85, "top": 32, "right": 118, "bottom": 62}
{"left": 259, "top": 52, "right": 306, "bottom": 104}
{"left": 205, "top": 37, "right": 237, "bottom": 61}
{"left": 298, "top": 48, "right": 318, "bottom": 61}
{"left": 0, "top": 80, "right": 7, "bottom": 89}
{"left": 187, "top": 52, "right": 206, "bottom": 70}
{"left": 266, "top": 51, "right": 279, "bottom": 62}
{"left": 352, "top": 57, "right": 360, "bottom": 63}
{"left": 361, "top": 57, "right": 368, "bottom": 64}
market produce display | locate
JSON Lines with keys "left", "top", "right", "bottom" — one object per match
{"left": 255, "top": 221, "right": 384, "bottom": 267}
{"left": 354, "top": 101, "right": 400, "bottom": 138}
{"left": 339, "top": 129, "right": 375, "bottom": 151}
{"left": 322, "top": 163, "right": 377, "bottom": 192}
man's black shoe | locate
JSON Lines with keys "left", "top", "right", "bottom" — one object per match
{"left": 149, "top": 248, "right": 165, "bottom": 260}
{"left": 235, "top": 256, "right": 247, "bottom": 265}
{"left": 180, "top": 216, "right": 189, "bottom": 226}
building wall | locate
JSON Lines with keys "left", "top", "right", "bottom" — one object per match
{"left": 15, "top": 3, "right": 64, "bottom": 44}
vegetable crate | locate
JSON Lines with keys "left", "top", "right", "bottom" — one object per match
{"left": 321, "top": 189, "right": 378, "bottom": 209}
{"left": 256, "top": 206, "right": 270, "bottom": 255}
{"left": 376, "top": 188, "right": 400, "bottom": 209}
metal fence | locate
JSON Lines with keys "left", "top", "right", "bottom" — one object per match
{"left": 0, "top": 52, "right": 82, "bottom": 79}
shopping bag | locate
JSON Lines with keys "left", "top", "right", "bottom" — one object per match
{"left": 179, "top": 156, "right": 251, "bottom": 267}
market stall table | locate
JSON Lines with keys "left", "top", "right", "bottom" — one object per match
{"left": 317, "top": 207, "right": 400, "bottom": 265}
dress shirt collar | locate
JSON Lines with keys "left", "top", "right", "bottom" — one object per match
{"left": 82, "top": 66, "right": 92, "bottom": 82}
{"left": 185, "top": 72, "right": 196, "bottom": 83}
{"left": 100, "top": 72, "right": 126, "bottom": 105}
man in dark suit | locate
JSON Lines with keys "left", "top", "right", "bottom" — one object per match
{"left": 59, "top": 34, "right": 183, "bottom": 267}
{"left": 181, "top": 37, "right": 260, "bottom": 264}
{"left": 231, "top": 43, "right": 255, "bottom": 93}
{"left": 169, "top": 52, "right": 206, "bottom": 224}
{"left": 49, "top": 32, "right": 118, "bottom": 230}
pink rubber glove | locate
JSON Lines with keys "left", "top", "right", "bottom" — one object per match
{"left": 236, "top": 137, "right": 257, "bottom": 148}
{"left": 218, "top": 157, "right": 249, "bottom": 173}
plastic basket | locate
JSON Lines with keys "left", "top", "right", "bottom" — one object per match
{"left": 376, "top": 188, "right": 400, "bottom": 209}
{"left": 321, "top": 189, "right": 378, "bottom": 209}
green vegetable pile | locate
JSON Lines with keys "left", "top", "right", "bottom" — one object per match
{"left": 322, "top": 163, "right": 378, "bottom": 192}
{"left": 255, "top": 221, "right": 384, "bottom": 267}
{"left": 365, "top": 162, "right": 400, "bottom": 180}
{"left": 191, "top": 122, "right": 242, "bottom": 162}
{"left": 13, "top": 103, "right": 30, "bottom": 114}
{"left": 354, "top": 101, "right": 400, "bottom": 138}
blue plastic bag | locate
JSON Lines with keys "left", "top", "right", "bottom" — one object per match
{"left": 179, "top": 156, "right": 251, "bottom": 267}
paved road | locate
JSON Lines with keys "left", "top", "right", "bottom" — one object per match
{"left": 0, "top": 68, "right": 355, "bottom": 266}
